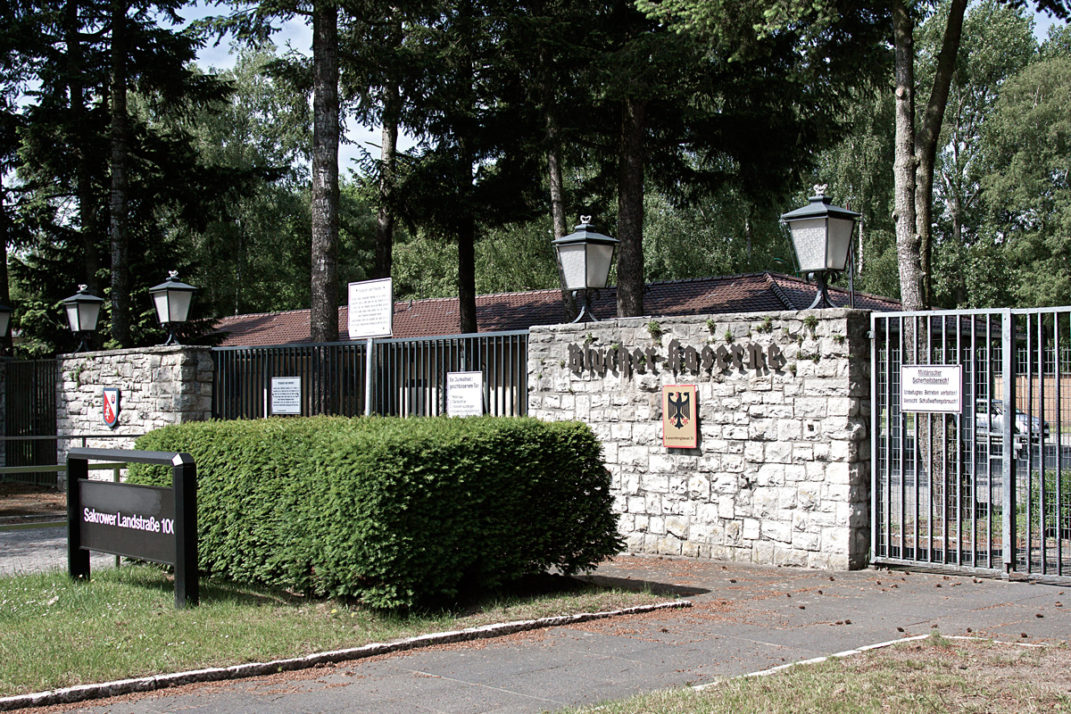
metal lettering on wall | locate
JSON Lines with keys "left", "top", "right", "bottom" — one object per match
{"left": 568, "top": 339, "right": 786, "bottom": 379}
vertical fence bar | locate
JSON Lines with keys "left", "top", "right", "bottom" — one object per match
{"left": 1056, "top": 312, "right": 1064, "bottom": 575}
{"left": 1002, "top": 311, "right": 1016, "bottom": 574}
{"left": 969, "top": 314, "right": 978, "bottom": 567}
{"left": 871, "top": 315, "right": 880, "bottom": 562}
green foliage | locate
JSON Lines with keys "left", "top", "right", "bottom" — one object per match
{"left": 129, "top": 417, "right": 622, "bottom": 610}
{"left": 978, "top": 53, "right": 1071, "bottom": 307}
{"left": 928, "top": 0, "right": 1036, "bottom": 308}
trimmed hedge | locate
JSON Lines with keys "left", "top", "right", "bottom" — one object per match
{"left": 129, "top": 416, "right": 622, "bottom": 609}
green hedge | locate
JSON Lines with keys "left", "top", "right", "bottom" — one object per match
{"left": 129, "top": 416, "right": 622, "bottom": 609}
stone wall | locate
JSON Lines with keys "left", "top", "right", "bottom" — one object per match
{"left": 56, "top": 346, "right": 213, "bottom": 470}
{"left": 527, "top": 309, "right": 871, "bottom": 570}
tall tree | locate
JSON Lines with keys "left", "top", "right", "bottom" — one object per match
{"left": 338, "top": 2, "right": 408, "bottom": 280}
{"left": 395, "top": 0, "right": 544, "bottom": 334}
{"left": 309, "top": 0, "right": 339, "bottom": 342}
{"left": 925, "top": 0, "right": 1034, "bottom": 307}
{"left": 641, "top": 0, "right": 1069, "bottom": 311}
{"left": 12, "top": 0, "right": 231, "bottom": 353}
{"left": 214, "top": 0, "right": 342, "bottom": 343}
{"left": 175, "top": 47, "right": 314, "bottom": 316}
{"left": 629, "top": 0, "right": 889, "bottom": 313}
{"left": 108, "top": 0, "right": 132, "bottom": 345}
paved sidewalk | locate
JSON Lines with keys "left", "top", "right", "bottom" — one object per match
{"left": 12, "top": 554, "right": 1069, "bottom": 714}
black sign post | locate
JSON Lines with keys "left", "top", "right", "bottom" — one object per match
{"left": 67, "top": 447, "right": 198, "bottom": 608}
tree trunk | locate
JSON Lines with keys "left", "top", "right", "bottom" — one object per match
{"left": 616, "top": 96, "right": 645, "bottom": 318}
{"left": 458, "top": 209, "right": 477, "bottom": 334}
{"left": 373, "top": 83, "right": 398, "bottom": 280}
{"left": 891, "top": 1, "right": 925, "bottom": 312}
{"left": 66, "top": 0, "right": 99, "bottom": 292}
{"left": 108, "top": 0, "right": 130, "bottom": 346}
{"left": 541, "top": 68, "right": 577, "bottom": 321}
{"left": 310, "top": 0, "right": 339, "bottom": 345}
{"left": 915, "top": 0, "right": 967, "bottom": 307}
{"left": 457, "top": 128, "right": 477, "bottom": 334}
{"left": 455, "top": 0, "right": 478, "bottom": 335}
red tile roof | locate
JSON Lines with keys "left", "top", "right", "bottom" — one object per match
{"left": 211, "top": 272, "right": 899, "bottom": 347}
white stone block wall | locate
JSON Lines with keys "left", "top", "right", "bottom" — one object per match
{"left": 56, "top": 346, "right": 213, "bottom": 474}
{"left": 528, "top": 309, "right": 871, "bottom": 570}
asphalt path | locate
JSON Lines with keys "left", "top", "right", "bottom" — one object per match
{"left": 0, "top": 524, "right": 115, "bottom": 577}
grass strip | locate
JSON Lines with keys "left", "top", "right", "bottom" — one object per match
{"left": 0, "top": 565, "right": 667, "bottom": 697}
{"left": 570, "top": 633, "right": 1071, "bottom": 713}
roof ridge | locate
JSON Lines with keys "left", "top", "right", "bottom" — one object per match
{"left": 769, "top": 272, "right": 899, "bottom": 306}
{"left": 215, "top": 307, "right": 312, "bottom": 322}
{"left": 763, "top": 272, "right": 800, "bottom": 310}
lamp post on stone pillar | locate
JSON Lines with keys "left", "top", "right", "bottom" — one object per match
{"left": 780, "top": 186, "right": 859, "bottom": 309}
{"left": 61, "top": 286, "right": 104, "bottom": 352}
{"left": 551, "top": 217, "right": 619, "bottom": 323}
{"left": 149, "top": 271, "right": 197, "bottom": 346}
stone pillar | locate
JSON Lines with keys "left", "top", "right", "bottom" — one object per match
{"left": 528, "top": 309, "right": 871, "bottom": 570}
{"left": 56, "top": 346, "right": 213, "bottom": 481}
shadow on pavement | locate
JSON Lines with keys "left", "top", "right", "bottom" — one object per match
{"left": 576, "top": 572, "right": 709, "bottom": 598}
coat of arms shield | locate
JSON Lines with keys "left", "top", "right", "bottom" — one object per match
{"left": 102, "top": 387, "right": 120, "bottom": 428}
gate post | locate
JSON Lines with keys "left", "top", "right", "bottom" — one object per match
{"left": 1001, "top": 310, "right": 1016, "bottom": 574}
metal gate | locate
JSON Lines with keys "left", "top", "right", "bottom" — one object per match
{"left": 871, "top": 308, "right": 1070, "bottom": 580}
{"left": 2, "top": 358, "right": 59, "bottom": 485}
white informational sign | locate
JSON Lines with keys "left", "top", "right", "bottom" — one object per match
{"left": 447, "top": 371, "right": 484, "bottom": 417}
{"left": 901, "top": 365, "right": 963, "bottom": 413}
{"left": 271, "top": 377, "right": 302, "bottom": 415}
{"left": 347, "top": 278, "right": 394, "bottom": 340}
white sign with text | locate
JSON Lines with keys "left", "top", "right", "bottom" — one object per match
{"left": 447, "top": 371, "right": 484, "bottom": 417}
{"left": 347, "top": 278, "right": 394, "bottom": 340}
{"left": 270, "top": 376, "right": 302, "bottom": 415}
{"left": 901, "top": 365, "right": 963, "bottom": 413}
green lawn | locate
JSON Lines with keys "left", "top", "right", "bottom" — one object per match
{"left": 0, "top": 565, "right": 666, "bottom": 697}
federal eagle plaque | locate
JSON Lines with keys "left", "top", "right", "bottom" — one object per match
{"left": 662, "top": 384, "right": 698, "bottom": 449}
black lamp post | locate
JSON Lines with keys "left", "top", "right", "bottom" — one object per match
{"left": 552, "top": 217, "right": 619, "bottom": 322}
{"left": 149, "top": 271, "right": 197, "bottom": 345}
{"left": 780, "top": 185, "right": 859, "bottom": 309}
{"left": 61, "top": 285, "right": 104, "bottom": 352}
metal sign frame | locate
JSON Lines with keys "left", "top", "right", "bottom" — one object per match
{"left": 67, "top": 447, "right": 198, "bottom": 608}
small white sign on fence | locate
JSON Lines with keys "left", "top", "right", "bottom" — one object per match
{"left": 447, "top": 371, "right": 484, "bottom": 417}
{"left": 270, "top": 377, "right": 301, "bottom": 415}
{"left": 901, "top": 365, "right": 963, "bottom": 413}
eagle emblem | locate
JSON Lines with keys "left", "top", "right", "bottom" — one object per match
{"left": 667, "top": 391, "right": 690, "bottom": 429}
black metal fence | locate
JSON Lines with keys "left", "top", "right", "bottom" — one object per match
{"left": 872, "top": 308, "right": 1070, "bottom": 581}
{"left": 2, "top": 359, "right": 58, "bottom": 485}
{"left": 212, "top": 330, "right": 529, "bottom": 420}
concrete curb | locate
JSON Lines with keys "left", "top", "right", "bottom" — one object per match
{"left": 0, "top": 599, "right": 691, "bottom": 711}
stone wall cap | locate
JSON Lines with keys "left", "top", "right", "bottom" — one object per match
{"left": 529, "top": 307, "right": 871, "bottom": 334}
{"left": 58, "top": 345, "right": 214, "bottom": 359}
